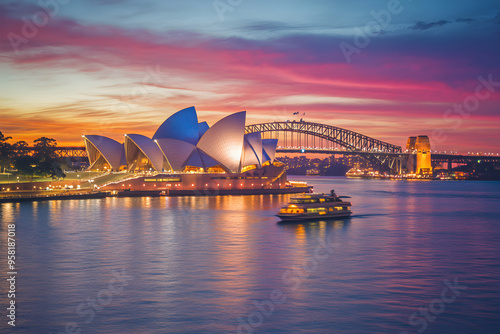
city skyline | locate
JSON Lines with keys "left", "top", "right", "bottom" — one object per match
{"left": 1, "top": 0, "right": 499, "bottom": 152}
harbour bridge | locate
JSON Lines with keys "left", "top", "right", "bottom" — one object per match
{"left": 25, "top": 120, "right": 500, "bottom": 173}
{"left": 244, "top": 121, "right": 500, "bottom": 172}
{"left": 245, "top": 120, "right": 405, "bottom": 172}
{"left": 245, "top": 121, "right": 402, "bottom": 153}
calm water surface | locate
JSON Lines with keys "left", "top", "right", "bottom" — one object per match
{"left": 1, "top": 176, "right": 499, "bottom": 334}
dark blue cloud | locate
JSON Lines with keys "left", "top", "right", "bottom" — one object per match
{"left": 455, "top": 18, "right": 475, "bottom": 23}
{"left": 243, "top": 21, "right": 303, "bottom": 32}
{"left": 410, "top": 20, "right": 450, "bottom": 30}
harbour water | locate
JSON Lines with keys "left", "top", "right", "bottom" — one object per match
{"left": 1, "top": 176, "right": 499, "bottom": 333}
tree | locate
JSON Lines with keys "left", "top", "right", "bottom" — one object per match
{"left": 14, "top": 155, "right": 36, "bottom": 181}
{"left": 0, "top": 131, "right": 12, "bottom": 144}
{"left": 0, "top": 131, "right": 13, "bottom": 173}
{"left": 12, "top": 140, "right": 28, "bottom": 158}
{"left": 33, "top": 137, "right": 58, "bottom": 160}
{"left": 14, "top": 137, "right": 66, "bottom": 180}
{"left": 33, "top": 137, "right": 65, "bottom": 179}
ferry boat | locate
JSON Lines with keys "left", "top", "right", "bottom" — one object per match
{"left": 277, "top": 189, "right": 352, "bottom": 222}
{"left": 306, "top": 168, "right": 321, "bottom": 176}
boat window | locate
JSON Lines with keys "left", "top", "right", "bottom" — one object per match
{"left": 280, "top": 208, "right": 305, "bottom": 214}
{"left": 290, "top": 198, "right": 318, "bottom": 204}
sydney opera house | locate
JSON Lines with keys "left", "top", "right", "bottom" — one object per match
{"left": 82, "top": 107, "right": 298, "bottom": 194}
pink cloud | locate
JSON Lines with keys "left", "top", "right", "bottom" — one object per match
{"left": 0, "top": 8, "right": 499, "bottom": 152}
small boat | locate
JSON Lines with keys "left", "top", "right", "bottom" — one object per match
{"left": 306, "top": 168, "right": 321, "bottom": 176}
{"left": 276, "top": 189, "right": 352, "bottom": 222}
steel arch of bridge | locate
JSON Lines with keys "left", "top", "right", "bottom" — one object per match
{"left": 245, "top": 121, "right": 401, "bottom": 153}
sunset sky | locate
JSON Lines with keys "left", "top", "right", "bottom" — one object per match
{"left": 1, "top": 0, "right": 499, "bottom": 152}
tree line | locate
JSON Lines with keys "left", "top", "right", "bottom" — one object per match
{"left": 0, "top": 131, "right": 66, "bottom": 179}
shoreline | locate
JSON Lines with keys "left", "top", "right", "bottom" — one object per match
{"left": 287, "top": 174, "right": 500, "bottom": 181}
{"left": 0, "top": 186, "right": 312, "bottom": 204}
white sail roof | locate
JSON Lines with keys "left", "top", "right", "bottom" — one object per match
{"left": 152, "top": 106, "right": 199, "bottom": 145}
{"left": 125, "top": 134, "right": 165, "bottom": 171}
{"left": 155, "top": 138, "right": 195, "bottom": 172}
{"left": 82, "top": 135, "right": 124, "bottom": 170}
{"left": 243, "top": 132, "right": 263, "bottom": 168}
{"left": 196, "top": 111, "right": 246, "bottom": 173}
{"left": 262, "top": 139, "right": 278, "bottom": 163}
{"left": 241, "top": 140, "right": 260, "bottom": 168}
{"left": 184, "top": 148, "right": 221, "bottom": 169}
{"left": 198, "top": 121, "right": 209, "bottom": 138}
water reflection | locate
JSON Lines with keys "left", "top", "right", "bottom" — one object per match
{"left": 278, "top": 218, "right": 350, "bottom": 236}
{"left": 1, "top": 180, "right": 499, "bottom": 334}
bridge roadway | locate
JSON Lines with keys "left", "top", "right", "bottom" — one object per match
{"left": 275, "top": 147, "right": 500, "bottom": 164}
{"left": 39, "top": 146, "right": 500, "bottom": 166}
